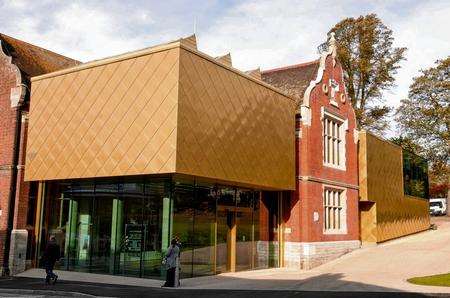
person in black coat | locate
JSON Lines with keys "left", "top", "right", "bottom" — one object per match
{"left": 42, "top": 235, "right": 60, "bottom": 284}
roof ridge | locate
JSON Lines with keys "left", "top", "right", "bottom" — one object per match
{"left": 261, "top": 59, "right": 319, "bottom": 74}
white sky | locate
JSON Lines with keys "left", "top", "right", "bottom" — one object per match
{"left": 1, "top": 0, "right": 449, "bottom": 136}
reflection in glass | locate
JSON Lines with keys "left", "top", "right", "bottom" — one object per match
{"left": 193, "top": 185, "right": 216, "bottom": 276}
{"left": 40, "top": 177, "right": 280, "bottom": 279}
{"left": 118, "top": 182, "right": 143, "bottom": 277}
{"left": 236, "top": 190, "right": 253, "bottom": 271}
{"left": 142, "top": 180, "right": 166, "bottom": 278}
{"left": 403, "top": 150, "right": 429, "bottom": 198}
{"left": 263, "top": 192, "right": 280, "bottom": 268}
{"left": 90, "top": 182, "right": 114, "bottom": 274}
{"left": 253, "top": 193, "right": 269, "bottom": 269}
{"left": 66, "top": 181, "right": 95, "bottom": 272}
{"left": 172, "top": 181, "right": 194, "bottom": 278}
{"left": 216, "top": 188, "right": 235, "bottom": 273}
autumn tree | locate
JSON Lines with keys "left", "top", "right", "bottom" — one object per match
{"left": 396, "top": 57, "right": 450, "bottom": 195}
{"left": 330, "top": 14, "right": 406, "bottom": 133}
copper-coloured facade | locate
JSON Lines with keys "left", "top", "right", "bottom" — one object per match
{"left": 358, "top": 131, "right": 430, "bottom": 243}
{"left": 25, "top": 41, "right": 296, "bottom": 190}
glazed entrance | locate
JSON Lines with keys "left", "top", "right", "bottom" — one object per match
{"left": 38, "top": 175, "right": 283, "bottom": 279}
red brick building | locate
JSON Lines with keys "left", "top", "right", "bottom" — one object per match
{"left": 0, "top": 33, "right": 78, "bottom": 275}
{"left": 262, "top": 34, "right": 360, "bottom": 268}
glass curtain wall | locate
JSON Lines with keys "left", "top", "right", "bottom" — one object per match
{"left": 216, "top": 188, "right": 235, "bottom": 273}
{"left": 403, "top": 150, "right": 429, "bottom": 199}
{"left": 236, "top": 190, "right": 254, "bottom": 271}
{"left": 192, "top": 183, "right": 216, "bottom": 276}
{"left": 40, "top": 176, "right": 278, "bottom": 279}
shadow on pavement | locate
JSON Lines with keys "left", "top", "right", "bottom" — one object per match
{"left": 0, "top": 273, "right": 449, "bottom": 298}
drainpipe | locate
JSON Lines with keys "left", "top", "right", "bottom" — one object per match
{"left": 2, "top": 83, "right": 27, "bottom": 276}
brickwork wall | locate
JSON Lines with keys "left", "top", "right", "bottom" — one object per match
{"left": 0, "top": 48, "right": 21, "bottom": 268}
{"left": 0, "top": 44, "right": 33, "bottom": 274}
{"left": 285, "top": 55, "right": 359, "bottom": 242}
{"left": 303, "top": 56, "right": 358, "bottom": 189}
{"left": 13, "top": 113, "right": 31, "bottom": 230}
{"left": 284, "top": 53, "right": 360, "bottom": 269}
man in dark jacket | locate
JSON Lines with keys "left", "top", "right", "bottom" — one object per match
{"left": 42, "top": 235, "right": 60, "bottom": 285}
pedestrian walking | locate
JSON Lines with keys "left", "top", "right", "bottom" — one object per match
{"left": 42, "top": 235, "right": 60, "bottom": 285}
{"left": 162, "top": 238, "right": 180, "bottom": 287}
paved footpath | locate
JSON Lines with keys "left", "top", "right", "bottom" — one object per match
{"left": 5, "top": 217, "right": 450, "bottom": 297}
{"left": 182, "top": 217, "right": 450, "bottom": 293}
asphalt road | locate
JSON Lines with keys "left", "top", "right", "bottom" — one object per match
{"left": 0, "top": 277, "right": 449, "bottom": 298}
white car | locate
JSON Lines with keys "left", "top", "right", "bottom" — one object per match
{"left": 430, "top": 198, "right": 447, "bottom": 216}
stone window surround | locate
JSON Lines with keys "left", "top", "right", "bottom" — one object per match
{"left": 321, "top": 107, "right": 347, "bottom": 171}
{"left": 322, "top": 184, "right": 347, "bottom": 235}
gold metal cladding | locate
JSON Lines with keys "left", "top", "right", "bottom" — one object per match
{"left": 26, "top": 47, "right": 181, "bottom": 181}
{"left": 25, "top": 43, "right": 296, "bottom": 190}
{"left": 358, "top": 131, "right": 430, "bottom": 243}
{"left": 176, "top": 48, "right": 295, "bottom": 190}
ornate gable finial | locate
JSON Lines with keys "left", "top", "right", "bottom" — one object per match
{"left": 328, "top": 32, "right": 337, "bottom": 66}
{"left": 0, "top": 39, "right": 25, "bottom": 107}
{"left": 302, "top": 33, "right": 338, "bottom": 110}
{"left": 328, "top": 32, "right": 336, "bottom": 48}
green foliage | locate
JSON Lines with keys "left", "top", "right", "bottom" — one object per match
{"left": 396, "top": 57, "right": 450, "bottom": 185}
{"left": 390, "top": 136, "right": 423, "bottom": 155}
{"left": 330, "top": 14, "right": 407, "bottom": 134}
{"left": 409, "top": 180, "right": 425, "bottom": 198}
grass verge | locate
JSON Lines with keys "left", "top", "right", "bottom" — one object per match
{"left": 407, "top": 273, "right": 450, "bottom": 287}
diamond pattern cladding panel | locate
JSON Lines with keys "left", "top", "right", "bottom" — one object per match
{"left": 176, "top": 48, "right": 296, "bottom": 190}
{"left": 25, "top": 47, "right": 180, "bottom": 181}
{"left": 359, "top": 131, "right": 430, "bottom": 242}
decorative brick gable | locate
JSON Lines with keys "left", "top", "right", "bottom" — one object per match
{"left": 263, "top": 34, "right": 360, "bottom": 269}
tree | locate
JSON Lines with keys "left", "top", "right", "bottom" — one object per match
{"left": 330, "top": 14, "right": 407, "bottom": 134}
{"left": 390, "top": 136, "right": 423, "bottom": 155}
{"left": 396, "top": 57, "right": 450, "bottom": 193}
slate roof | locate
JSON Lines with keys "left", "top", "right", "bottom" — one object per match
{"left": 0, "top": 33, "right": 80, "bottom": 79}
{"left": 261, "top": 60, "right": 320, "bottom": 103}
